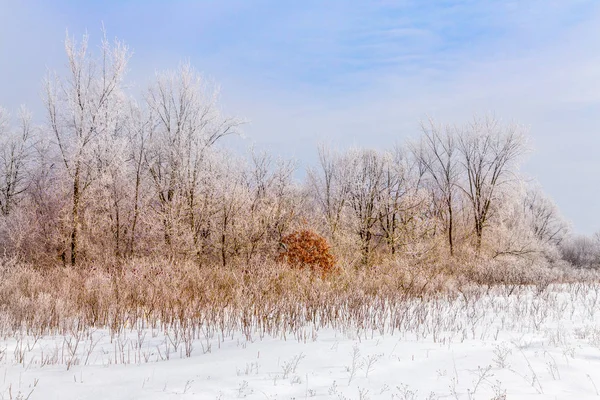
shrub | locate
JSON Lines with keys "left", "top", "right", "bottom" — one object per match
{"left": 278, "top": 230, "right": 336, "bottom": 275}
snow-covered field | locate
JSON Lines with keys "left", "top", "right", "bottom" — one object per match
{"left": 3, "top": 284, "right": 600, "bottom": 399}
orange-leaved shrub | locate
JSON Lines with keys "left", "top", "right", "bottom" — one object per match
{"left": 278, "top": 230, "right": 336, "bottom": 275}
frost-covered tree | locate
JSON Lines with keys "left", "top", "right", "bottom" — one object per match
{"left": 522, "top": 184, "right": 570, "bottom": 247}
{"left": 123, "top": 101, "right": 153, "bottom": 257}
{"left": 306, "top": 145, "right": 349, "bottom": 240}
{"left": 560, "top": 235, "right": 600, "bottom": 268}
{"left": 0, "top": 107, "right": 33, "bottom": 216}
{"left": 237, "top": 150, "right": 298, "bottom": 263}
{"left": 376, "top": 146, "right": 429, "bottom": 255}
{"left": 144, "top": 63, "right": 242, "bottom": 255}
{"left": 44, "top": 31, "right": 130, "bottom": 265}
{"left": 411, "top": 119, "right": 460, "bottom": 256}
{"left": 345, "top": 149, "right": 387, "bottom": 264}
{"left": 211, "top": 150, "right": 246, "bottom": 266}
{"left": 456, "top": 116, "right": 527, "bottom": 251}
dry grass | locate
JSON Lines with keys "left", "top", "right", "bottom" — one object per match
{"left": 0, "top": 254, "right": 596, "bottom": 339}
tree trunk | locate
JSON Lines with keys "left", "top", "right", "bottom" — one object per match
{"left": 70, "top": 163, "right": 81, "bottom": 266}
{"left": 475, "top": 219, "right": 483, "bottom": 252}
{"left": 448, "top": 202, "right": 454, "bottom": 256}
{"left": 128, "top": 165, "right": 141, "bottom": 257}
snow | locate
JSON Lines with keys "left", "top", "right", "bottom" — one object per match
{"left": 2, "top": 285, "right": 600, "bottom": 399}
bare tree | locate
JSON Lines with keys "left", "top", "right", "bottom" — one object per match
{"left": 523, "top": 184, "right": 570, "bottom": 247}
{"left": 411, "top": 119, "right": 460, "bottom": 255}
{"left": 306, "top": 144, "right": 349, "bottom": 240}
{"left": 239, "top": 150, "right": 280, "bottom": 263}
{"left": 345, "top": 149, "right": 386, "bottom": 265}
{"left": 376, "top": 147, "right": 424, "bottom": 255}
{"left": 456, "top": 116, "right": 526, "bottom": 251}
{"left": 0, "top": 107, "right": 33, "bottom": 216}
{"left": 212, "top": 151, "right": 246, "bottom": 266}
{"left": 144, "top": 63, "right": 242, "bottom": 256}
{"left": 124, "top": 102, "right": 152, "bottom": 257}
{"left": 44, "top": 31, "right": 130, "bottom": 265}
{"left": 561, "top": 235, "right": 600, "bottom": 268}
{"left": 94, "top": 132, "right": 130, "bottom": 259}
{"left": 269, "top": 157, "right": 298, "bottom": 241}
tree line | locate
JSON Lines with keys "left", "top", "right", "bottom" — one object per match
{"left": 0, "top": 32, "right": 582, "bottom": 270}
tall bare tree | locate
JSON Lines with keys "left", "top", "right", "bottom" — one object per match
{"left": 411, "top": 119, "right": 460, "bottom": 255}
{"left": 377, "top": 146, "right": 433, "bottom": 255}
{"left": 0, "top": 107, "right": 33, "bottom": 216}
{"left": 523, "top": 184, "right": 569, "bottom": 246}
{"left": 144, "top": 63, "right": 242, "bottom": 255}
{"left": 211, "top": 151, "right": 246, "bottom": 266}
{"left": 306, "top": 144, "right": 349, "bottom": 240}
{"left": 124, "top": 102, "right": 152, "bottom": 257}
{"left": 345, "top": 149, "right": 386, "bottom": 265}
{"left": 456, "top": 116, "right": 526, "bottom": 251}
{"left": 45, "top": 31, "right": 130, "bottom": 265}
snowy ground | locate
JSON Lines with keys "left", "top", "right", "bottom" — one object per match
{"left": 3, "top": 284, "right": 600, "bottom": 399}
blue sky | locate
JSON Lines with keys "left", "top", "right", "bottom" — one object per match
{"left": 1, "top": 0, "right": 600, "bottom": 234}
